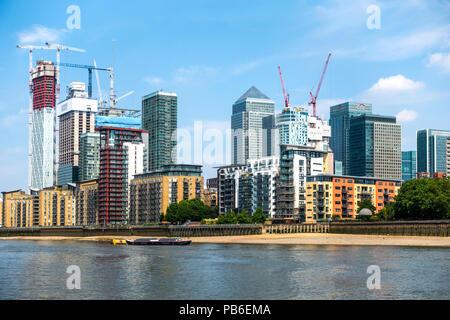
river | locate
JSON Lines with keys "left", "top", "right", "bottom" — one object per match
{"left": 0, "top": 240, "right": 448, "bottom": 299}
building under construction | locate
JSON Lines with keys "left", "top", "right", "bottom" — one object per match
{"left": 30, "top": 61, "right": 56, "bottom": 191}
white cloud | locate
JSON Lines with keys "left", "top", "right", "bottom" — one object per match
{"left": 427, "top": 52, "right": 450, "bottom": 73}
{"left": 18, "top": 25, "right": 65, "bottom": 44}
{"left": 367, "top": 75, "right": 425, "bottom": 93}
{"left": 396, "top": 109, "right": 419, "bottom": 123}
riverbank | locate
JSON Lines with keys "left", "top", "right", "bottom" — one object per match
{"left": 1, "top": 233, "right": 449, "bottom": 247}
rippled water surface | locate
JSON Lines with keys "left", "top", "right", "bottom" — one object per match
{"left": 0, "top": 240, "right": 448, "bottom": 299}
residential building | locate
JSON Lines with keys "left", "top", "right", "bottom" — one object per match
{"left": 307, "top": 115, "right": 331, "bottom": 152}
{"left": 206, "top": 177, "right": 218, "bottom": 191}
{"left": 305, "top": 175, "right": 401, "bottom": 222}
{"left": 129, "top": 165, "right": 203, "bottom": 224}
{"left": 56, "top": 82, "right": 98, "bottom": 185}
{"left": 1, "top": 188, "right": 75, "bottom": 227}
{"left": 96, "top": 116, "right": 147, "bottom": 225}
{"left": 201, "top": 189, "right": 217, "bottom": 207}
{"left": 217, "top": 165, "right": 246, "bottom": 214}
{"left": 329, "top": 102, "right": 372, "bottom": 175}
{"left": 349, "top": 114, "right": 401, "bottom": 181}
{"left": 276, "top": 106, "right": 308, "bottom": 147}
{"left": 79, "top": 132, "right": 100, "bottom": 181}
{"left": 142, "top": 91, "right": 177, "bottom": 171}
{"left": 74, "top": 179, "right": 98, "bottom": 226}
{"left": 247, "top": 156, "right": 279, "bottom": 217}
{"left": 30, "top": 61, "right": 56, "bottom": 191}
{"left": 417, "top": 129, "right": 450, "bottom": 175}
{"left": 402, "top": 151, "right": 417, "bottom": 182}
{"left": 231, "top": 86, "right": 275, "bottom": 164}
{"left": 275, "top": 145, "right": 328, "bottom": 221}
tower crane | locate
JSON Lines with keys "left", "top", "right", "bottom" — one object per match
{"left": 278, "top": 66, "right": 290, "bottom": 109}
{"left": 45, "top": 42, "right": 86, "bottom": 104}
{"left": 309, "top": 52, "right": 331, "bottom": 118}
{"left": 58, "top": 62, "right": 111, "bottom": 99}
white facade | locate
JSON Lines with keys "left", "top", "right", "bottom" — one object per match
{"left": 307, "top": 116, "right": 331, "bottom": 152}
{"left": 247, "top": 156, "right": 279, "bottom": 217}
{"left": 276, "top": 107, "right": 308, "bottom": 147}
{"left": 31, "top": 108, "right": 54, "bottom": 190}
{"left": 123, "top": 141, "right": 145, "bottom": 219}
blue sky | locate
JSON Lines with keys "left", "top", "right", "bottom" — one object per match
{"left": 0, "top": 0, "right": 449, "bottom": 191}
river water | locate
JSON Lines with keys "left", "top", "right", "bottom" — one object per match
{"left": 0, "top": 240, "right": 448, "bottom": 299}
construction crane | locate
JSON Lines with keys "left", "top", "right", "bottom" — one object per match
{"left": 278, "top": 66, "right": 290, "bottom": 109}
{"left": 58, "top": 62, "right": 111, "bottom": 99}
{"left": 309, "top": 52, "right": 331, "bottom": 118}
{"left": 45, "top": 42, "right": 86, "bottom": 104}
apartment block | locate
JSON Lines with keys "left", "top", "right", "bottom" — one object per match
{"left": 74, "top": 179, "right": 98, "bottom": 226}
{"left": 305, "top": 175, "right": 401, "bottom": 222}
{"left": 142, "top": 91, "right": 177, "bottom": 171}
{"left": 129, "top": 165, "right": 203, "bottom": 224}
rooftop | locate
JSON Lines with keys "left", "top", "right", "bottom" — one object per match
{"left": 235, "top": 86, "right": 271, "bottom": 103}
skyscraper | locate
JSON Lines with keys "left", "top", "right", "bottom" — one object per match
{"left": 417, "top": 129, "right": 450, "bottom": 175}
{"left": 231, "top": 86, "right": 275, "bottom": 164}
{"left": 30, "top": 61, "right": 56, "bottom": 191}
{"left": 276, "top": 107, "right": 308, "bottom": 146}
{"left": 402, "top": 151, "right": 417, "bottom": 182}
{"left": 96, "top": 116, "right": 147, "bottom": 225}
{"left": 329, "top": 102, "right": 372, "bottom": 175}
{"left": 56, "top": 82, "right": 98, "bottom": 185}
{"left": 142, "top": 91, "right": 177, "bottom": 171}
{"left": 349, "top": 114, "right": 402, "bottom": 181}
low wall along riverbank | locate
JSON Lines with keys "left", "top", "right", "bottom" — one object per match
{"left": 0, "top": 220, "right": 448, "bottom": 238}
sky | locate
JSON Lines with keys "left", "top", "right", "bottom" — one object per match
{"left": 0, "top": 0, "right": 449, "bottom": 192}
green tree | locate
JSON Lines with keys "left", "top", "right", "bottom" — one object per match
{"left": 251, "top": 207, "right": 266, "bottom": 224}
{"left": 357, "top": 199, "right": 376, "bottom": 214}
{"left": 377, "top": 202, "right": 395, "bottom": 221}
{"left": 394, "top": 178, "right": 450, "bottom": 220}
{"left": 237, "top": 210, "right": 252, "bottom": 224}
{"left": 217, "top": 211, "right": 238, "bottom": 224}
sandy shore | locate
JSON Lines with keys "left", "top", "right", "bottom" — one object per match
{"left": 1, "top": 233, "right": 449, "bottom": 247}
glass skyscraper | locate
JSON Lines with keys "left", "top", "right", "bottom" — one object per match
{"left": 142, "top": 91, "right": 177, "bottom": 171}
{"left": 417, "top": 129, "right": 450, "bottom": 175}
{"left": 329, "top": 102, "right": 372, "bottom": 175}
{"left": 402, "top": 151, "right": 417, "bottom": 182}
{"left": 231, "top": 86, "right": 275, "bottom": 165}
{"left": 276, "top": 107, "right": 308, "bottom": 146}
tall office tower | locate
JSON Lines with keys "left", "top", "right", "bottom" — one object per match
{"left": 417, "top": 129, "right": 450, "bottom": 175}
{"left": 276, "top": 106, "right": 308, "bottom": 147}
{"left": 231, "top": 86, "right": 275, "bottom": 164}
{"left": 96, "top": 116, "right": 147, "bottom": 225}
{"left": 402, "top": 151, "right": 417, "bottom": 182}
{"left": 30, "top": 61, "right": 56, "bottom": 191}
{"left": 142, "top": 91, "right": 177, "bottom": 171}
{"left": 329, "top": 102, "right": 372, "bottom": 174}
{"left": 276, "top": 145, "right": 326, "bottom": 222}
{"left": 56, "top": 82, "right": 98, "bottom": 185}
{"left": 79, "top": 132, "right": 100, "bottom": 181}
{"left": 349, "top": 114, "right": 401, "bottom": 180}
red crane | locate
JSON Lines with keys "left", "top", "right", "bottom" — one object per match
{"left": 278, "top": 66, "right": 290, "bottom": 108}
{"left": 309, "top": 53, "right": 331, "bottom": 117}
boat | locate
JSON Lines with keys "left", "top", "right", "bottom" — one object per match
{"left": 126, "top": 238, "right": 192, "bottom": 246}
{"left": 112, "top": 239, "right": 127, "bottom": 245}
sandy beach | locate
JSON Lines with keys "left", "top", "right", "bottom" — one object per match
{"left": 1, "top": 233, "right": 449, "bottom": 247}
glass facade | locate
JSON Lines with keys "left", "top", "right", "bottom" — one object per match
{"left": 142, "top": 91, "right": 177, "bottom": 171}
{"left": 416, "top": 129, "right": 450, "bottom": 174}
{"left": 276, "top": 107, "right": 308, "bottom": 146}
{"left": 402, "top": 151, "right": 417, "bottom": 182}
{"left": 329, "top": 102, "right": 372, "bottom": 175}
